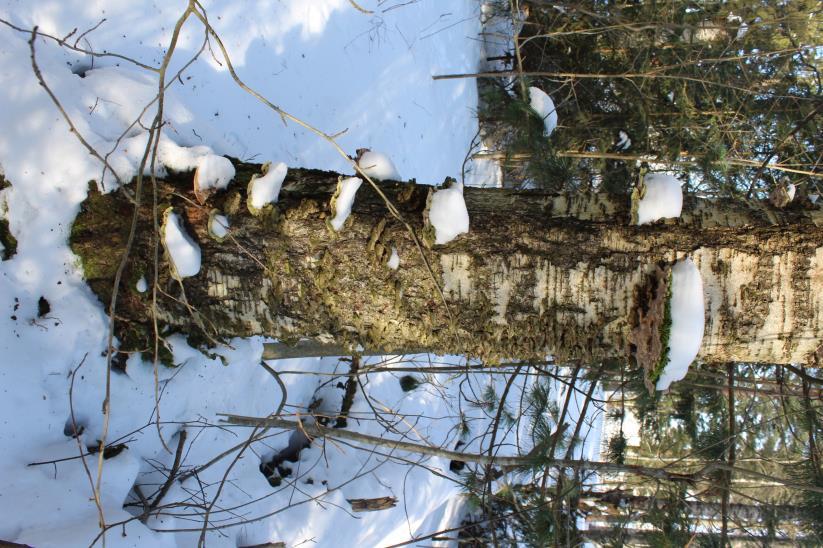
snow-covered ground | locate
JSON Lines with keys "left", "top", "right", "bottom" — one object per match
{"left": 0, "top": 1, "right": 539, "bottom": 546}
{"left": 0, "top": 1, "right": 610, "bottom": 545}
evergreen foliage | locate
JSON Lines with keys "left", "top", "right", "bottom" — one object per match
{"left": 482, "top": 0, "right": 820, "bottom": 197}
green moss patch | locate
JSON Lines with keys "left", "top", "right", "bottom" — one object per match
{"left": 649, "top": 276, "right": 673, "bottom": 386}
{"left": 0, "top": 218, "right": 17, "bottom": 260}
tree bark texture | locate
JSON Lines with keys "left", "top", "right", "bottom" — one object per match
{"left": 69, "top": 160, "right": 823, "bottom": 365}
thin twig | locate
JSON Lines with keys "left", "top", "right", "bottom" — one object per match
{"left": 89, "top": 5, "right": 196, "bottom": 543}
{"left": 219, "top": 414, "right": 823, "bottom": 494}
{"left": 73, "top": 18, "right": 107, "bottom": 48}
{"left": 1, "top": 18, "right": 158, "bottom": 71}
{"left": 433, "top": 69, "right": 819, "bottom": 101}
{"left": 472, "top": 149, "right": 823, "bottom": 179}
{"left": 67, "top": 355, "right": 107, "bottom": 535}
{"left": 146, "top": 429, "right": 188, "bottom": 516}
{"left": 347, "top": 0, "right": 374, "bottom": 14}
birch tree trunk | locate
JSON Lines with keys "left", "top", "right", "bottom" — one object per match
{"left": 69, "top": 160, "right": 823, "bottom": 365}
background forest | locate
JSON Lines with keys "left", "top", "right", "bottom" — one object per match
{"left": 461, "top": 1, "right": 822, "bottom": 545}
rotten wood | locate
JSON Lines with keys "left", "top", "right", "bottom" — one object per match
{"left": 346, "top": 496, "right": 398, "bottom": 512}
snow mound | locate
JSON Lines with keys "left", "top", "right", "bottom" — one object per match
{"left": 357, "top": 150, "right": 400, "bottom": 181}
{"left": 636, "top": 173, "right": 683, "bottom": 225}
{"left": 249, "top": 162, "right": 288, "bottom": 210}
{"left": 387, "top": 246, "right": 400, "bottom": 270}
{"left": 528, "top": 86, "right": 557, "bottom": 136}
{"left": 656, "top": 258, "right": 705, "bottom": 391}
{"left": 330, "top": 177, "right": 363, "bottom": 231}
{"left": 194, "top": 154, "right": 235, "bottom": 203}
{"left": 162, "top": 209, "right": 201, "bottom": 279}
{"left": 429, "top": 182, "right": 469, "bottom": 245}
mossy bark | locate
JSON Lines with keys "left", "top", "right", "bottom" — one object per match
{"left": 0, "top": 217, "right": 17, "bottom": 260}
{"left": 69, "top": 159, "right": 823, "bottom": 364}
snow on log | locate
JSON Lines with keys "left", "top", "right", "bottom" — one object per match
{"left": 208, "top": 210, "right": 230, "bottom": 241}
{"left": 248, "top": 162, "right": 288, "bottom": 213}
{"left": 193, "top": 154, "right": 235, "bottom": 204}
{"left": 634, "top": 173, "right": 683, "bottom": 225}
{"left": 656, "top": 257, "right": 705, "bottom": 391}
{"left": 161, "top": 208, "right": 201, "bottom": 279}
{"left": 528, "top": 86, "right": 557, "bottom": 137}
{"left": 387, "top": 246, "right": 400, "bottom": 270}
{"left": 427, "top": 181, "right": 469, "bottom": 245}
{"left": 329, "top": 176, "right": 363, "bottom": 231}
{"left": 356, "top": 150, "right": 400, "bottom": 181}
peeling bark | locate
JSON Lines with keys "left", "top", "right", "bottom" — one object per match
{"left": 69, "top": 160, "right": 823, "bottom": 364}
{"left": 630, "top": 265, "right": 670, "bottom": 393}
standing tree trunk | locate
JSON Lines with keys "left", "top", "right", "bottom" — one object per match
{"left": 69, "top": 160, "right": 823, "bottom": 365}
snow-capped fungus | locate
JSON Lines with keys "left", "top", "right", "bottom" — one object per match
{"left": 135, "top": 276, "right": 148, "bottom": 293}
{"left": 193, "top": 154, "right": 235, "bottom": 204}
{"left": 208, "top": 210, "right": 230, "bottom": 242}
{"left": 355, "top": 149, "right": 400, "bottom": 181}
{"left": 161, "top": 208, "right": 201, "bottom": 279}
{"left": 387, "top": 246, "right": 400, "bottom": 270}
{"left": 528, "top": 86, "right": 557, "bottom": 137}
{"left": 633, "top": 173, "right": 683, "bottom": 225}
{"left": 247, "top": 162, "right": 288, "bottom": 215}
{"left": 427, "top": 180, "right": 469, "bottom": 245}
{"left": 329, "top": 176, "right": 363, "bottom": 231}
{"left": 656, "top": 258, "right": 705, "bottom": 391}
